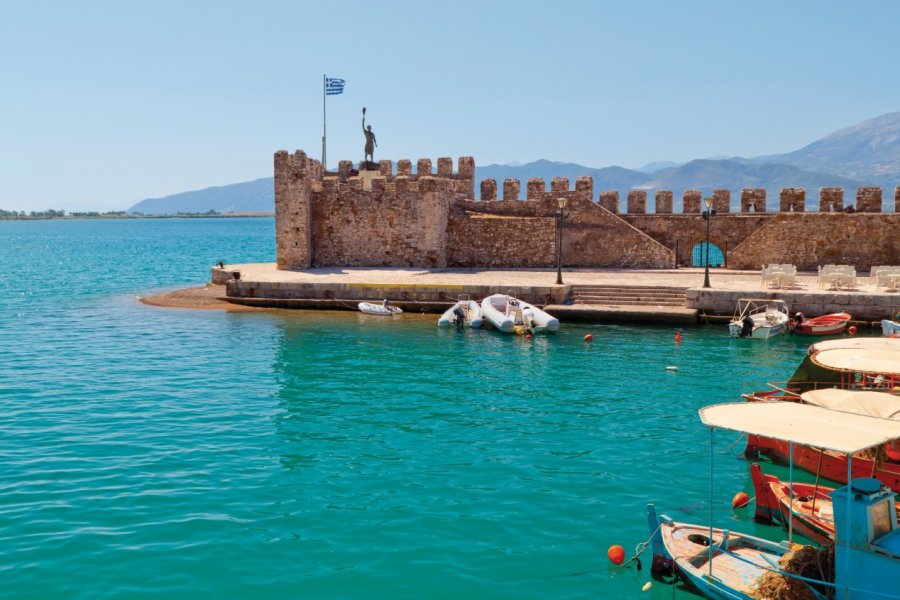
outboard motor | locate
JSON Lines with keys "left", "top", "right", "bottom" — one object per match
{"left": 740, "top": 315, "right": 754, "bottom": 338}
{"left": 452, "top": 305, "right": 466, "bottom": 329}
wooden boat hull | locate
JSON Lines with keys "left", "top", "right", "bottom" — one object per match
{"left": 437, "top": 300, "right": 483, "bottom": 327}
{"left": 794, "top": 312, "right": 851, "bottom": 336}
{"left": 647, "top": 504, "right": 801, "bottom": 600}
{"left": 750, "top": 463, "right": 900, "bottom": 546}
{"left": 884, "top": 319, "right": 900, "bottom": 338}
{"left": 745, "top": 435, "right": 900, "bottom": 493}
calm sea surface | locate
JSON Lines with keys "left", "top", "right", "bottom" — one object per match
{"left": 1, "top": 217, "right": 822, "bottom": 599}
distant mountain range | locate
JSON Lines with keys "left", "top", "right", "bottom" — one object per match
{"left": 128, "top": 112, "right": 900, "bottom": 213}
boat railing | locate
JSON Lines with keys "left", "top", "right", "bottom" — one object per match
{"left": 743, "top": 380, "right": 900, "bottom": 402}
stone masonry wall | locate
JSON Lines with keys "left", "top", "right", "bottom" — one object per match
{"left": 276, "top": 149, "right": 898, "bottom": 272}
{"left": 728, "top": 213, "right": 900, "bottom": 271}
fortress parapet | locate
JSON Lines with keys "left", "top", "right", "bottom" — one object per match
{"left": 683, "top": 190, "right": 702, "bottom": 214}
{"left": 857, "top": 186, "right": 881, "bottom": 212}
{"left": 275, "top": 149, "right": 898, "bottom": 272}
{"left": 742, "top": 188, "right": 766, "bottom": 212}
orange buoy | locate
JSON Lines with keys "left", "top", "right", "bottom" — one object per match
{"left": 607, "top": 544, "right": 626, "bottom": 565}
{"left": 732, "top": 491, "right": 750, "bottom": 509}
{"left": 584, "top": 334, "right": 593, "bottom": 342}
{"left": 674, "top": 331, "right": 681, "bottom": 344}
{"left": 848, "top": 325, "right": 857, "bottom": 335}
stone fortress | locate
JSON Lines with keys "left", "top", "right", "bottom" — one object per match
{"left": 275, "top": 150, "right": 899, "bottom": 273}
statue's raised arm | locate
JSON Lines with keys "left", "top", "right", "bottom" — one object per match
{"left": 362, "top": 106, "right": 367, "bottom": 133}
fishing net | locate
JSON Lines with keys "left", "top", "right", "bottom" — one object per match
{"left": 751, "top": 544, "right": 834, "bottom": 600}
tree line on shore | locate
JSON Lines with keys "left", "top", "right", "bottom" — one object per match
{"left": 0, "top": 209, "right": 225, "bottom": 219}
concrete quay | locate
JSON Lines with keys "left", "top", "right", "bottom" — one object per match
{"left": 213, "top": 264, "right": 900, "bottom": 327}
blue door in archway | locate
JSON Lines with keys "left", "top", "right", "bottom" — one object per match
{"left": 692, "top": 242, "right": 724, "bottom": 267}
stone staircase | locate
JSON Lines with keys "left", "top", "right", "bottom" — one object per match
{"left": 569, "top": 285, "right": 688, "bottom": 308}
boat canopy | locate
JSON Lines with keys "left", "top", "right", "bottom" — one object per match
{"left": 809, "top": 337, "right": 900, "bottom": 355}
{"left": 699, "top": 402, "right": 900, "bottom": 453}
{"left": 810, "top": 349, "right": 900, "bottom": 376}
{"left": 800, "top": 388, "right": 900, "bottom": 420}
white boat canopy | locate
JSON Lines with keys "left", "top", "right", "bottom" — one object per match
{"left": 809, "top": 337, "right": 900, "bottom": 355}
{"left": 810, "top": 348, "right": 900, "bottom": 376}
{"left": 699, "top": 402, "right": 900, "bottom": 453}
{"left": 800, "top": 388, "right": 900, "bottom": 420}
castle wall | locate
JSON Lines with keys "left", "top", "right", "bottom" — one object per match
{"left": 728, "top": 213, "right": 900, "bottom": 270}
{"left": 275, "top": 149, "right": 898, "bottom": 272}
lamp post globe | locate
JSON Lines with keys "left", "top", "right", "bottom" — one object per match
{"left": 555, "top": 197, "right": 568, "bottom": 285}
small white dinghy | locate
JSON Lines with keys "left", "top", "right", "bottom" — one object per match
{"left": 358, "top": 301, "right": 403, "bottom": 316}
{"left": 481, "top": 293, "right": 559, "bottom": 334}
{"left": 437, "top": 297, "right": 483, "bottom": 328}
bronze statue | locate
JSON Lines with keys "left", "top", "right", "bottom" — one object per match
{"left": 362, "top": 107, "right": 377, "bottom": 163}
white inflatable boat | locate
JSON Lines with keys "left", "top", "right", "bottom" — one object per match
{"left": 480, "top": 294, "right": 559, "bottom": 334}
{"left": 437, "top": 299, "right": 483, "bottom": 328}
{"left": 358, "top": 301, "right": 403, "bottom": 316}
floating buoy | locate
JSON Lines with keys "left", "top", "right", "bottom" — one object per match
{"left": 607, "top": 544, "right": 626, "bottom": 565}
{"left": 674, "top": 331, "right": 681, "bottom": 344}
{"left": 584, "top": 334, "right": 593, "bottom": 342}
{"left": 665, "top": 366, "right": 678, "bottom": 371}
{"left": 732, "top": 491, "right": 751, "bottom": 509}
{"left": 848, "top": 325, "right": 857, "bottom": 335}
{"left": 525, "top": 333, "right": 532, "bottom": 340}
{"left": 642, "top": 582, "right": 653, "bottom": 592}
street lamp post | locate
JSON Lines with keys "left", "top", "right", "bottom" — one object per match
{"left": 555, "top": 197, "right": 568, "bottom": 285}
{"left": 702, "top": 197, "right": 716, "bottom": 288}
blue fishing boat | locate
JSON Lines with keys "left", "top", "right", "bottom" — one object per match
{"left": 648, "top": 401, "right": 900, "bottom": 599}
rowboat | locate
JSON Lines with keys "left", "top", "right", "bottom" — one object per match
{"left": 437, "top": 298, "right": 483, "bottom": 328}
{"left": 728, "top": 298, "right": 789, "bottom": 339}
{"left": 791, "top": 312, "right": 852, "bottom": 336}
{"left": 648, "top": 401, "right": 900, "bottom": 599}
{"left": 480, "top": 294, "right": 559, "bottom": 334}
{"left": 647, "top": 504, "right": 801, "bottom": 599}
{"left": 358, "top": 301, "right": 403, "bottom": 316}
{"left": 750, "top": 463, "right": 900, "bottom": 546}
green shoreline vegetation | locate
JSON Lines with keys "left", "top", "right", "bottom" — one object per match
{"left": 0, "top": 209, "right": 274, "bottom": 220}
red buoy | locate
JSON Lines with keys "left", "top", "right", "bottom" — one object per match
{"left": 848, "top": 325, "right": 858, "bottom": 335}
{"left": 607, "top": 544, "right": 626, "bottom": 565}
{"left": 732, "top": 491, "right": 750, "bottom": 509}
{"left": 674, "top": 332, "right": 681, "bottom": 344}
{"left": 584, "top": 334, "right": 593, "bottom": 342}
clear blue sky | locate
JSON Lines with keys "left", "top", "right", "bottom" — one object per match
{"left": 3, "top": 0, "right": 899, "bottom": 211}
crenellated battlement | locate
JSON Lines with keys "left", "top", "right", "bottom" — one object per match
{"left": 473, "top": 177, "right": 898, "bottom": 214}
{"left": 275, "top": 149, "right": 899, "bottom": 271}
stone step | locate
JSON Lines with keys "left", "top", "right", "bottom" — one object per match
{"left": 573, "top": 292, "right": 685, "bottom": 301}
{"left": 572, "top": 291, "right": 685, "bottom": 298}
{"left": 573, "top": 298, "right": 687, "bottom": 307}
{"left": 572, "top": 288, "right": 687, "bottom": 295}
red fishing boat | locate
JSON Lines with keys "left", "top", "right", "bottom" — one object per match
{"left": 746, "top": 388, "right": 900, "bottom": 492}
{"left": 750, "top": 463, "right": 900, "bottom": 545}
{"left": 791, "top": 311, "right": 852, "bottom": 336}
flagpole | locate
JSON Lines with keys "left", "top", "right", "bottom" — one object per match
{"left": 322, "top": 74, "right": 327, "bottom": 171}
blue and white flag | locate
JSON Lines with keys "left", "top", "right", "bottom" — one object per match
{"left": 325, "top": 77, "right": 345, "bottom": 95}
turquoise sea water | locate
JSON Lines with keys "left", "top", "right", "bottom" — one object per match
{"left": 1, "top": 217, "right": 821, "bottom": 599}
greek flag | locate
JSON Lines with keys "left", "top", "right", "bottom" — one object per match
{"left": 325, "top": 77, "right": 345, "bottom": 95}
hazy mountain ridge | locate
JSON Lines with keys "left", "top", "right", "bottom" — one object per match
{"left": 127, "top": 112, "right": 900, "bottom": 213}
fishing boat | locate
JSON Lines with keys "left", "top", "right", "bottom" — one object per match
{"left": 358, "top": 301, "right": 403, "bottom": 316}
{"left": 750, "top": 463, "right": 900, "bottom": 546}
{"left": 647, "top": 504, "right": 802, "bottom": 599}
{"left": 791, "top": 311, "right": 852, "bottom": 336}
{"left": 437, "top": 297, "right": 483, "bottom": 328}
{"left": 648, "top": 401, "right": 900, "bottom": 599}
{"left": 746, "top": 388, "right": 900, "bottom": 492}
{"left": 728, "top": 298, "right": 789, "bottom": 339}
{"left": 480, "top": 294, "right": 559, "bottom": 334}
{"left": 884, "top": 317, "right": 900, "bottom": 338}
